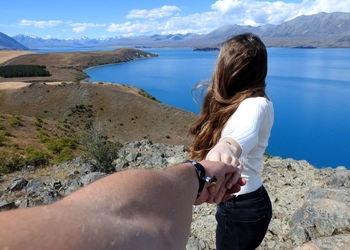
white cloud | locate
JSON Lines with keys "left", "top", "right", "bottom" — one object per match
{"left": 211, "top": 0, "right": 300, "bottom": 25}
{"left": 70, "top": 23, "right": 106, "bottom": 33}
{"left": 126, "top": 5, "right": 181, "bottom": 19}
{"left": 20, "top": 19, "right": 64, "bottom": 28}
{"left": 298, "top": 0, "right": 350, "bottom": 15}
{"left": 19, "top": 1, "right": 350, "bottom": 37}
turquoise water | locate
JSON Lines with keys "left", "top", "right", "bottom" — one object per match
{"left": 83, "top": 48, "right": 350, "bottom": 169}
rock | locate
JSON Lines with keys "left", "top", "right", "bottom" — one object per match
{"left": 112, "top": 158, "right": 128, "bottom": 172}
{"left": 24, "top": 165, "right": 35, "bottom": 171}
{"left": 166, "top": 155, "right": 187, "bottom": 166}
{"left": 63, "top": 179, "right": 82, "bottom": 196}
{"left": 117, "top": 150, "right": 127, "bottom": 158}
{"left": 186, "top": 236, "right": 210, "bottom": 250}
{"left": 326, "top": 168, "right": 350, "bottom": 188}
{"left": 142, "top": 154, "right": 165, "bottom": 168}
{"left": 68, "top": 170, "right": 81, "bottom": 178}
{"left": 80, "top": 172, "right": 107, "bottom": 186}
{"left": 9, "top": 178, "right": 28, "bottom": 192}
{"left": 0, "top": 200, "right": 16, "bottom": 211}
{"left": 290, "top": 199, "right": 350, "bottom": 245}
{"left": 307, "top": 187, "right": 350, "bottom": 205}
{"left": 51, "top": 181, "right": 63, "bottom": 190}
{"left": 19, "top": 199, "right": 29, "bottom": 209}
{"left": 295, "top": 233, "right": 350, "bottom": 250}
{"left": 125, "top": 152, "right": 140, "bottom": 162}
{"left": 80, "top": 163, "right": 95, "bottom": 174}
{"left": 26, "top": 179, "right": 46, "bottom": 195}
{"left": 0, "top": 190, "right": 3, "bottom": 198}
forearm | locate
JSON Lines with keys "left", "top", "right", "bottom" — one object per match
{"left": 0, "top": 163, "right": 199, "bottom": 250}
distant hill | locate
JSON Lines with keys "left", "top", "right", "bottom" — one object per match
{"left": 262, "top": 12, "right": 350, "bottom": 47}
{"left": 0, "top": 82, "right": 196, "bottom": 145}
{"left": 0, "top": 32, "right": 27, "bottom": 50}
{"left": 12, "top": 12, "right": 350, "bottom": 48}
{"left": 0, "top": 48, "right": 157, "bottom": 82}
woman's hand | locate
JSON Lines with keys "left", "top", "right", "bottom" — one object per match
{"left": 194, "top": 160, "right": 242, "bottom": 205}
{"left": 205, "top": 137, "right": 244, "bottom": 203}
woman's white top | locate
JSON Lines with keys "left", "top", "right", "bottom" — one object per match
{"left": 221, "top": 97, "right": 274, "bottom": 195}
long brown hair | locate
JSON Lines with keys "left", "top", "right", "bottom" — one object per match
{"left": 189, "top": 33, "right": 267, "bottom": 160}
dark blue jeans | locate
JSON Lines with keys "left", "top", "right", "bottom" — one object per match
{"left": 215, "top": 186, "right": 272, "bottom": 250}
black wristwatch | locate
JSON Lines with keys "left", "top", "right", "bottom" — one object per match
{"left": 186, "top": 160, "right": 217, "bottom": 198}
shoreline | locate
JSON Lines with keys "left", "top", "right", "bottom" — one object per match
{"left": 82, "top": 56, "right": 158, "bottom": 81}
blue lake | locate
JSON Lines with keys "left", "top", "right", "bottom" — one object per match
{"left": 84, "top": 48, "right": 350, "bottom": 169}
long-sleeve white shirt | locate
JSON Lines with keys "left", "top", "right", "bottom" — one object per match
{"left": 221, "top": 97, "right": 274, "bottom": 195}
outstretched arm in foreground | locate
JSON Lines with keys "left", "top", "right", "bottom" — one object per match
{"left": 0, "top": 161, "right": 242, "bottom": 250}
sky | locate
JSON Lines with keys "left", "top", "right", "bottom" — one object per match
{"left": 1, "top": 0, "right": 350, "bottom": 39}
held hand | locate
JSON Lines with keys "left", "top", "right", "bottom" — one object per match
{"left": 194, "top": 160, "right": 241, "bottom": 205}
{"left": 205, "top": 138, "right": 244, "bottom": 203}
{"left": 205, "top": 137, "right": 242, "bottom": 166}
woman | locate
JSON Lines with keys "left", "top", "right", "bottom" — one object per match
{"left": 189, "top": 33, "right": 274, "bottom": 250}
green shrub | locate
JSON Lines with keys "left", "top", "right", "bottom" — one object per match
{"left": 34, "top": 117, "right": 44, "bottom": 128}
{"left": 0, "top": 151, "right": 25, "bottom": 174}
{"left": 80, "top": 128, "right": 121, "bottom": 173}
{"left": 46, "top": 137, "right": 77, "bottom": 154}
{"left": 0, "top": 65, "right": 51, "bottom": 78}
{"left": 0, "top": 133, "right": 8, "bottom": 146}
{"left": 37, "top": 131, "right": 50, "bottom": 143}
{"left": 8, "top": 116, "right": 22, "bottom": 127}
{"left": 24, "top": 146, "right": 50, "bottom": 167}
{"left": 0, "top": 130, "right": 11, "bottom": 137}
{"left": 0, "top": 124, "right": 6, "bottom": 130}
{"left": 52, "top": 147, "right": 74, "bottom": 163}
{"left": 138, "top": 89, "right": 160, "bottom": 103}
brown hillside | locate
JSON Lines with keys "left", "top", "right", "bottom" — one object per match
{"left": 0, "top": 48, "right": 157, "bottom": 82}
{"left": 0, "top": 81, "right": 196, "bottom": 146}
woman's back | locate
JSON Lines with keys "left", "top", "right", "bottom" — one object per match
{"left": 221, "top": 96, "right": 274, "bottom": 195}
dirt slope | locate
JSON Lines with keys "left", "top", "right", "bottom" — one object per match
{"left": 0, "top": 81, "right": 196, "bottom": 146}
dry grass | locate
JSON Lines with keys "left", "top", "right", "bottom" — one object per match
{"left": 0, "top": 81, "right": 196, "bottom": 146}
{"left": 0, "top": 50, "right": 36, "bottom": 65}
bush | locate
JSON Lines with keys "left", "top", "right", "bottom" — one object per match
{"left": 0, "top": 151, "right": 25, "bottom": 174}
{"left": 46, "top": 138, "right": 77, "bottom": 154}
{"left": 24, "top": 146, "right": 50, "bottom": 167}
{"left": 0, "top": 65, "right": 51, "bottom": 78}
{"left": 138, "top": 89, "right": 160, "bottom": 103}
{"left": 52, "top": 147, "right": 75, "bottom": 163}
{"left": 80, "top": 128, "right": 121, "bottom": 173}
{"left": 8, "top": 116, "right": 22, "bottom": 127}
{"left": 0, "top": 133, "right": 8, "bottom": 146}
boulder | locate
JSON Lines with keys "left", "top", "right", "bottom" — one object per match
{"left": 326, "top": 168, "right": 350, "bottom": 188}
{"left": 186, "top": 236, "right": 210, "bottom": 250}
{"left": 290, "top": 199, "right": 350, "bottom": 245}
{"left": 0, "top": 200, "right": 16, "bottom": 211}
{"left": 26, "top": 179, "right": 46, "bottom": 195}
{"left": 295, "top": 233, "right": 350, "bottom": 250}
{"left": 80, "top": 172, "right": 107, "bottom": 186}
{"left": 9, "top": 178, "right": 28, "bottom": 192}
{"left": 63, "top": 179, "right": 82, "bottom": 196}
{"left": 125, "top": 152, "right": 140, "bottom": 162}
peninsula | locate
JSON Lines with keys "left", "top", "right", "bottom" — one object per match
{"left": 0, "top": 48, "right": 157, "bottom": 82}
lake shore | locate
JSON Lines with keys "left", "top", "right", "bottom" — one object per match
{"left": 0, "top": 48, "right": 158, "bottom": 82}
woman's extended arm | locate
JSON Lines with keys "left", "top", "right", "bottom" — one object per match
{"left": 0, "top": 161, "right": 242, "bottom": 250}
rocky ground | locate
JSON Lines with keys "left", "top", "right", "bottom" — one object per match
{"left": 1, "top": 140, "right": 349, "bottom": 249}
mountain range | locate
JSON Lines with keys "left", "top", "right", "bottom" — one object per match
{"left": 0, "top": 32, "right": 28, "bottom": 50}
{"left": 2, "top": 12, "right": 350, "bottom": 50}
